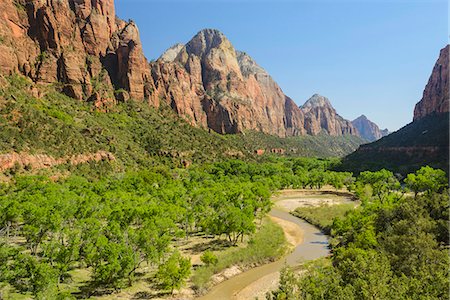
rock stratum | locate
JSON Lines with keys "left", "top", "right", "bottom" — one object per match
{"left": 352, "top": 115, "right": 389, "bottom": 142}
{"left": 342, "top": 45, "right": 449, "bottom": 174}
{"left": 0, "top": 0, "right": 361, "bottom": 139}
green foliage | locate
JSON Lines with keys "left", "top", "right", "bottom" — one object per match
{"left": 284, "top": 167, "right": 450, "bottom": 299}
{"left": 339, "top": 112, "right": 449, "bottom": 175}
{"left": 192, "top": 220, "right": 287, "bottom": 291}
{"left": 0, "top": 75, "right": 365, "bottom": 179}
{"left": 156, "top": 251, "right": 191, "bottom": 294}
{"left": 291, "top": 203, "right": 355, "bottom": 234}
{"left": 266, "top": 266, "right": 299, "bottom": 300}
{"left": 200, "top": 250, "right": 218, "bottom": 266}
{"left": 404, "top": 165, "right": 448, "bottom": 197}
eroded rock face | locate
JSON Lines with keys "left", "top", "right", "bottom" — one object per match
{"left": 414, "top": 45, "right": 449, "bottom": 120}
{"left": 150, "top": 29, "right": 306, "bottom": 136}
{"left": 0, "top": 1, "right": 362, "bottom": 138}
{"left": 300, "top": 94, "right": 358, "bottom": 136}
{"left": 352, "top": 115, "right": 389, "bottom": 142}
{"left": 0, "top": 0, "right": 150, "bottom": 104}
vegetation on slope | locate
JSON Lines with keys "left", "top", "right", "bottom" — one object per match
{"left": 0, "top": 75, "right": 364, "bottom": 177}
{"left": 339, "top": 113, "right": 449, "bottom": 174}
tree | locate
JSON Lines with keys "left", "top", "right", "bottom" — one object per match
{"left": 404, "top": 166, "right": 448, "bottom": 198}
{"left": 156, "top": 251, "right": 191, "bottom": 294}
{"left": 358, "top": 169, "right": 400, "bottom": 202}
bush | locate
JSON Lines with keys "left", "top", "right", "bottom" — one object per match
{"left": 200, "top": 250, "right": 218, "bottom": 266}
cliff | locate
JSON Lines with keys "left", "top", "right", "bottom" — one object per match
{"left": 0, "top": 2, "right": 362, "bottom": 139}
{"left": 0, "top": 0, "right": 151, "bottom": 108}
{"left": 414, "top": 45, "right": 449, "bottom": 120}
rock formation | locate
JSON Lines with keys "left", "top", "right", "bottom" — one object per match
{"left": 300, "top": 94, "right": 358, "bottom": 136}
{"left": 414, "top": 45, "right": 449, "bottom": 120}
{"left": 352, "top": 115, "right": 389, "bottom": 142}
{"left": 150, "top": 29, "right": 306, "bottom": 136}
{"left": 0, "top": 1, "right": 361, "bottom": 139}
{"left": 0, "top": 0, "right": 151, "bottom": 106}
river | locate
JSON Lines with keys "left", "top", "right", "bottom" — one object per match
{"left": 197, "top": 207, "right": 330, "bottom": 300}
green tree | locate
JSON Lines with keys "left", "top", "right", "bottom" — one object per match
{"left": 404, "top": 166, "right": 448, "bottom": 198}
{"left": 156, "top": 251, "right": 191, "bottom": 294}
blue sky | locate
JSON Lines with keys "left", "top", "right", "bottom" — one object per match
{"left": 115, "top": 0, "right": 448, "bottom": 131}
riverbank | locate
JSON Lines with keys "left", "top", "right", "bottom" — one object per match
{"left": 197, "top": 188, "right": 351, "bottom": 299}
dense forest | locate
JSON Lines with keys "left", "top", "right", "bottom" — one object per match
{"left": 0, "top": 157, "right": 350, "bottom": 298}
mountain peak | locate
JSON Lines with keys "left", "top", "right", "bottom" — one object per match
{"left": 302, "top": 94, "right": 333, "bottom": 109}
{"left": 183, "top": 28, "right": 232, "bottom": 58}
{"left": 352, "top": 115, "right": 388, "bottom": 142}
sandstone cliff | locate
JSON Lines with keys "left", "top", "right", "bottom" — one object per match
{"left": 150, "top": 29, "right": 306, "bottom": 136}
{"left": 414, "top": 45, "right": 449, "bottom": 121}
{"left": 352, "top": 115, "right": 389, "bottom": 142}
{"left": 300, "top": 94, "right": 358, "bottom": 136}
{"left": 0, "top": 0, "right": 151, "bottom": 107}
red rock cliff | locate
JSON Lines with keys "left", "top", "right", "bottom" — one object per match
{"left": 151, "top": 29, "right": 306, "bottom": 136}
{"left": 0, "top": 0, "right": 151, "bottom": 105}
{"left": 414, "top": 45, "right": 449, "bottom": 120}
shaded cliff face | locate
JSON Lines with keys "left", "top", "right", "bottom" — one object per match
{"left": 352, "top": 115, "right": 389, "bottom": 142}
{"left": 151, "top": 29, "right": 306, "bottom": 136}
{"left": 0, "top": 0, "right": 151, "bottom": 106}
{"left": 300, "top": 94, "right": 358, "bottom": 136}
{"left": 414, "top": 45, "right": 449, "bottom": 121}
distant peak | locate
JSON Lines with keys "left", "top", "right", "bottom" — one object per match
{"left": 197, "top": 28, "right": 225, "bottom": 36}
{"left": 354, "top": 114, "right": 368, "bottom": 121}
{"left": 301, "top": 94, "right": 333, "bottom": 109}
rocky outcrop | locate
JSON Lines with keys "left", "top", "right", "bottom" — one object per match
{"left": 0, "top": 0, "right": 150, "bottom": 104}
{"left": 414, "top": 45, "right": 449, "bottom": 120}
{"left": 0, "top": 151, "right": 115, "bottom": 172}
{"left": 150, "top": 29, "right": 306, "bottom": 136}
{"left": 300, "top": 94, "right": 358, "bottom": 136}
{"left": 352, "top": 115, "right": 389, "bottom": 142}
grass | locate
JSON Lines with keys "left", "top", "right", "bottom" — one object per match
{"left": 291, "top": 203, "right": 355, "bottom": 234}
{"left": 191, "top": 219, "right": 287, "bottom": 292}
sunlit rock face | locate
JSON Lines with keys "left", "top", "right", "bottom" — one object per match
{"left": 300, "top": 94, "right": 358, "bottom": 136}
{"left": 414, "top": 45, "right": 449, "bottom": 121}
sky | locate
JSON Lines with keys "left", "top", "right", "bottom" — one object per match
{"left": 115, "top": 0, "right": 448, "bottom": 132}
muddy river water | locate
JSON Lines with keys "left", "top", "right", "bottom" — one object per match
{"left": 197, "top": 206, "right": 330, "bottom": 300}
